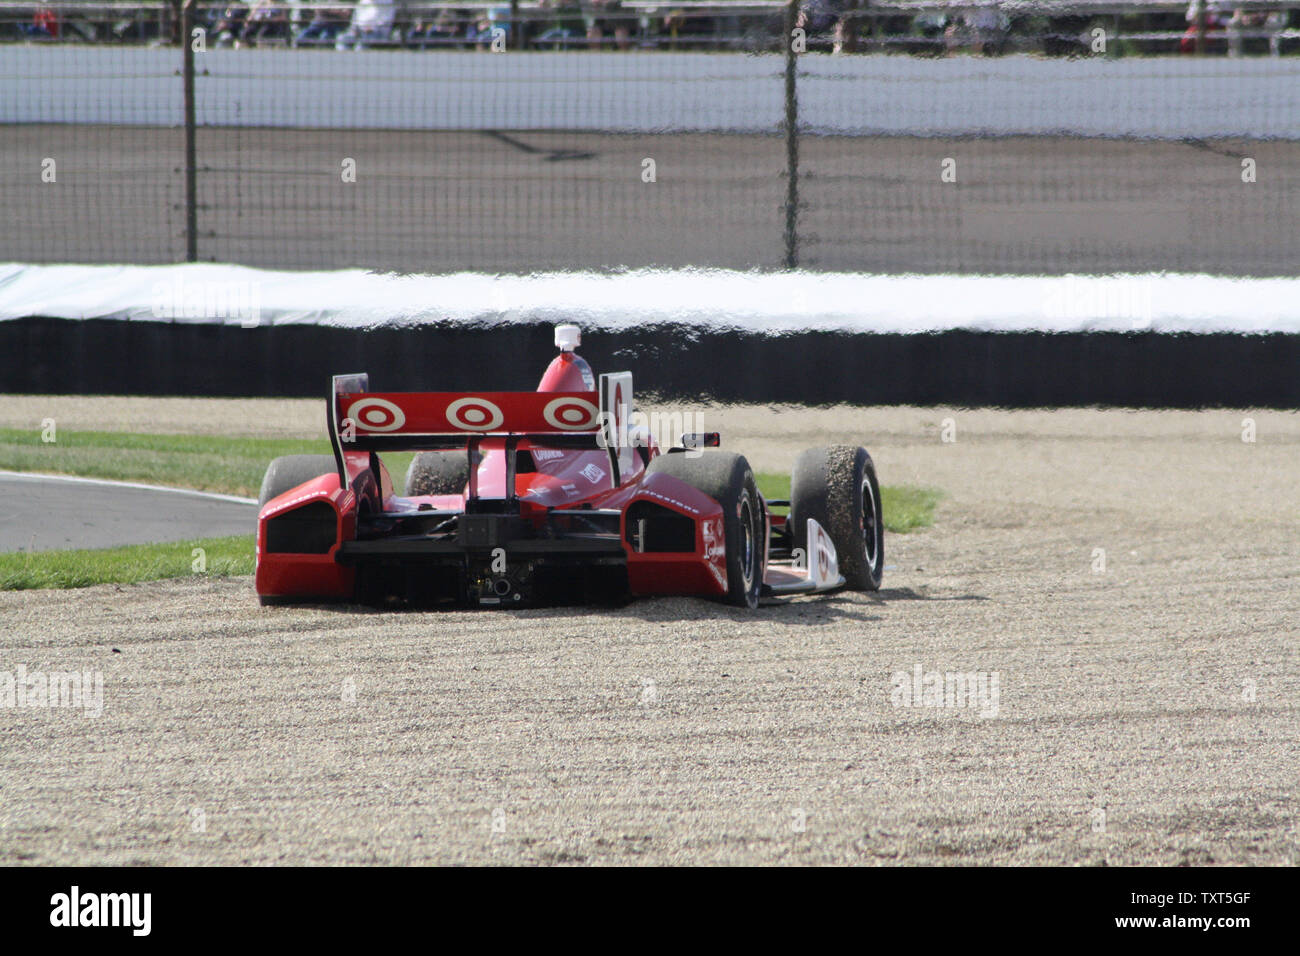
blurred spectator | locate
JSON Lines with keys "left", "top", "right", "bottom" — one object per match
{"left": 798, "top": 0, "right": 860, "bottom": 54}
{"left": 336, "top": 0, "right": 398, "bottom": 49}
{"left": 467, "top": 6, "right": 511, "bottom": 50}
{"left": 465, "top": 5, "right": 509, "bottom": 49}
{"left": 1226, "top": 6, "right": 1288, "bottom": 56}
{"left": 1179, "top": 0, "right": 1228, "bottom": 52}
{"left": 584, "top": 0, "right": 631, "bottom": 50}
{"left": 211, "top": 2, "right": 249, "bottom": 47}
{"left": 912, "top": 9, "right": 949, "bottom": 53}
{"left": 296, "top": 4, "right": 353, "bottom": 46}
{"left": 535, "top": 0, "right": 586, "bottom": 49}
{"left": 944, "top": 0, "right": 1008, "bottom": 55}
{"left": 19, "top": 5, "right": 60, "bottom": 38}
{"left": 660, "top": 7, "right": 718, "bottom": 48}
{"left": 467, "top": 5, "right": 512, "bottom": 49}
{"left": 407, "top": 5, "right": 467, "bottom": 47}
{"left": 240, "top": 0, "right": 290, "bottom": 46}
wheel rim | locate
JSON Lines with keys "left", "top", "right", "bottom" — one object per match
{"left": 860, "top": 477, "right": 879, "bottom": 571}
{"left": 739, "top": 494, "right": 756, "bottom": 591}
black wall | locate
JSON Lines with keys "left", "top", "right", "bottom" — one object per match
{"left": 3, "top": 317, "right": 1297, "bottom": 408}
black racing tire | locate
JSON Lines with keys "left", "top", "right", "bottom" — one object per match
{"left": 404, "top": 451, "right": 470, "bottom": 496}
{"left": 645, "top": 451, "right": 763, "bottom": 609}
{"left": 257, "top": 455, "right": 338, "bottom": 509}
{"left": 789, "top": 445, "right": 883, "bottom": 591}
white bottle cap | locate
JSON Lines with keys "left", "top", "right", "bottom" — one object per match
{"left": 554, "top": 324, "right": 581, "bottom": 352}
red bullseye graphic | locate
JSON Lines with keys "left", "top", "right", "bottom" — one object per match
{"left": 345, "top": 397, "right": 406, "bottom": 432}
{"left": 446, "top": 397, "right": 504, "bottom": 431}
{"left": 543, "top": 397, "right": 599, "bottom": 431}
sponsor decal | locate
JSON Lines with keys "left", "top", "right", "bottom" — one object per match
{"left": 806, "top": 517, "right": 838, "bottom": 588}
{"left": 702, "top": 515, "right": 723, "bottom": 559}
{"left": 702, "top": 516, "right": 727, "bottom": 588}
{"left": 580, "top": 462, "right": 606, "bottom": 483}
{"left": 446, "top": 397, "right": 505, "bottom": 431}
{"left": 345, "top": 397, "right": 406, "bottom": 432}
{"left": 542, "top": 396, "right": 599, "bottom": 431}
{"left": 639, "top": 488, "right": 700, "bottom": 515}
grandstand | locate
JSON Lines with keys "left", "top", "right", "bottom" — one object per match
{"left": 6, "top": 1, "right": 1300, "bottom": 54}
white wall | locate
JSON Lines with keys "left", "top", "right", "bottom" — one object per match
{"left": 3, "top": 47, "right": 1299, "bottom": 138}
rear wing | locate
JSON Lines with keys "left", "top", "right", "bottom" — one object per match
{"left": 328, "top": 373, "right": 633, "bottom": 490}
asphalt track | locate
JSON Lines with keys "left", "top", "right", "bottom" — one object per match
{"left": 0, "top": 472, "right": 255, "bottom": 552}
{"left": 1, "top": 402, "right": 1296, "bottom": 865}
{"left": 3, "top": 126, "right": 1297, "bottom": 274}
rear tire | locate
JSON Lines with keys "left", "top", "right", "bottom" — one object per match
{"left": 790, "top": 445, "right": 883, "bottom": 591}
{"left": 645, "top": 451, "right": 763, "bottom": 609}
{"left": 257, "top": 455, "right": 337, "bottom": 509}
{"left": 405, "top": 451, "right": 470, "bottom": 496}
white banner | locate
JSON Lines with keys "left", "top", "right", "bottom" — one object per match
{"left": 2, "top": 261, "right": 1297, "bottom": 334}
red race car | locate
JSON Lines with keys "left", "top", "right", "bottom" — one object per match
{"left": 255, "top": 325, "right": 883, "bottom": 608}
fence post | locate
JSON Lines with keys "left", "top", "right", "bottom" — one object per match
{"left": 782, "top": 0, "right": 800, "bottom": 269}
{"left": 182, "top": 0, "right": 198, "bottom": 262}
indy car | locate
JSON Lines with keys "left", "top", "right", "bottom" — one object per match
{"left": 255, "top": 325, "right": 883, "bottom": 608}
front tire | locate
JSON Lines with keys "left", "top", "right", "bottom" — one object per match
{"left": 645, "top": 451, "right": 763, "bottom": 609}
{"left": 790, "top": 445, "right": 883, "bottom": 591}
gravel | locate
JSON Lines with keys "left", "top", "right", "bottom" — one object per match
{"left": 1, "top": 403, "right": 1296, "bottom": 864}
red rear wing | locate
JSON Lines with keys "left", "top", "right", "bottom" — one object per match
{"left": 327, "top": 373, "right": 626, "bottom": 490}
{"left": 330, "top": 373, "right": 599, "bottom": 443}
{"left": 338, "top": 390, "right": 601, "bottom": 437}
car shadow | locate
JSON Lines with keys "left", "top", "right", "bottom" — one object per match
{"left": 866, "top": 587, "right": 989, "bottom": 604}
{"left": 256, "top": 588, "right": 981, "bottom": 622}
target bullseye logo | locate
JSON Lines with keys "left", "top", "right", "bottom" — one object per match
{"left": 543, "top": 396, "right": 599, "bottom": 431}
{"left": 446, "top": 397, "right": 504, "bottom": 431}
{"left": 346, "top": 397, "right": 406, "bottom": 432}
